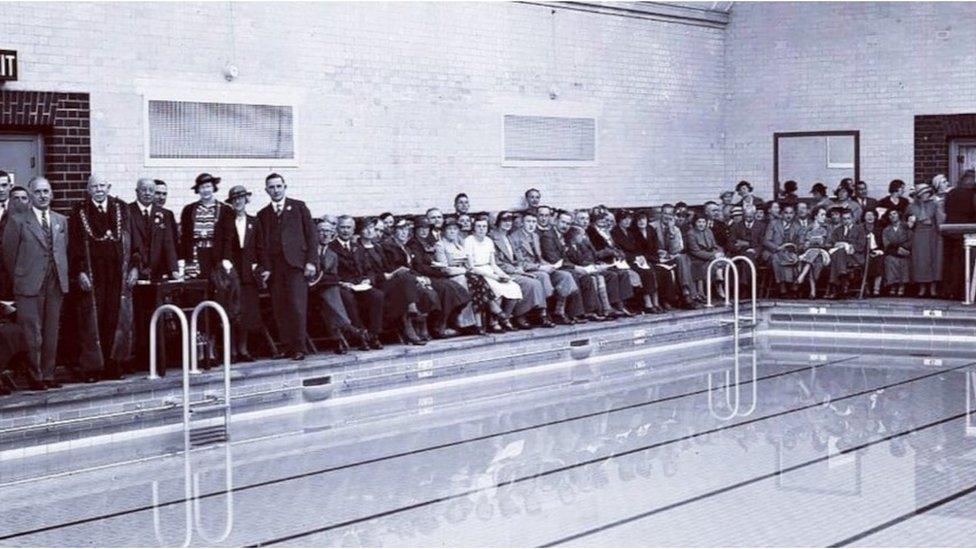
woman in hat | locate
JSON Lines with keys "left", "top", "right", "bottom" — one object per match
{"left": 216, "top": 185, "right": 264, "bottom": 362}
{"left": 686, "top": 213, "right": 725, "bottom": 300}
{"left": 882, "top": 209, "right": 912, "bottom": 296}
{"left": 180, "top": 173, "right": 234, "bottom": 279}
{"left": 434, "top": 219, "right": 487, "bottom": 334}
{"left": 610, "top": 209, "right": 663, "bottom": 313}
{"left": 407, "top": 217, "right": 475, "bottom": 337}
{"left": 877, "top": 179, "right": 910, "bottom": 223}
{"left": 357, "top": 217, "right": 432, "bottom": 345}
{"left": 735, "top": 180, "right": 764, "bottom": 209}
{"left": 778, "top": 180, "right": 799, "bottom": 207}
{"left": 907, "top": 182, "right": 943, "bottom": 296}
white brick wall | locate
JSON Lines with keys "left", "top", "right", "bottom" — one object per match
{"left": 0, "top": 2, "right": 726, "bottom": 216}
{"left": 725, "top": 2, "right": 976, "bottom": 197}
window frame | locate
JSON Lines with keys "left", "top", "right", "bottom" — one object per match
{"left": 500, "top": 104, "right": 600, "bottom": 168}
{"left": 142, "top": 89, "right": 301, "bottom": 168}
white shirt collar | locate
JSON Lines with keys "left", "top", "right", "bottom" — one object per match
{"left": 33, "top": 206, "right": 49, "bottom": 224}
{"left": 92, "top": 198, "right": 107, "bottom": 210}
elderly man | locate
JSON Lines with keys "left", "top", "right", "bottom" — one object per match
{"left": 425, "top": 208, "right": 445, "bottom": 243}
{"left": 540, "top": 211, "right": 603, "bottom": 321}
{"left": 651, "top": 204, "right": 697, "bottom": 306}
{"left": 763, "top": 203, "right": 804, "bottom": 297}
{"left": 311, "top": 218, "right": 371, "bottom": 354}
{"left": 255, "top": 173, "right": 317, "bottom": 361}
{"left": 510, "top": 210, "right": 580, "bottom": 324}
{"left": 329, "top": 215, "right": 384, "bottom": 349}
{"left": 826, "top": 210, "right": 867, "bottom": 298}
{"left": 69, "top": 174, "right": 138, "bottom": 381}
{"left": 2, "top": 177, "right": 69, "bottom": 390}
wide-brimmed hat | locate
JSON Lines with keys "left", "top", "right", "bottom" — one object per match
{"left": 914, "top": 183, "right": 935, "bottom": 198}
{"left": 193, "top": 173, "right": 221, "bottom": 192}
{"left": 226, "top": 185, "right": 252, "bottom": 202}
{"left": 413, "top": 216, "right": 432, "bottom": 229}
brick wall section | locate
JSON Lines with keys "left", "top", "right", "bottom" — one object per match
{"left": 725, "top": 2, "right": 976, "bottom": 197}
{"left": 0, "top": 2, "right": 726, "bottom": 216}
{"left": 0, "top": 89, "right": 91, "bottom": 208}
{"left": 914, "top": 114, "right": 976, "bottom": 184}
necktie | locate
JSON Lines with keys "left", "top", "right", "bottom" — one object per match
{"left": 97, "top": 202, "right": 105, "bottom": 214}
{"left": 275, "top": 202, "right": 283, "bottom": 217}
{"left": 142, "top": 207, "right": 150, "bottom": 231}
{"left": 41, "top": 209, "right": 52, "bottom": 249}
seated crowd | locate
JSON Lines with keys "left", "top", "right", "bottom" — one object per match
{"left": 0, "top": 168, "right": 974, "bottom": 394}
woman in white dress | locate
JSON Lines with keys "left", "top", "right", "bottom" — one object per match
{"left": 433, "top": 219, "right": 481, "bottom": 333}
{"left": 463, "top": 215, "right": 523, "bottom": 332}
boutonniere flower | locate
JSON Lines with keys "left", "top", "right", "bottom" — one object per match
{"left": 286, "top": 205, "right": 293, "bottom": 211}
{"left": 247, "top": 223, "right": 253, "bottom": 230}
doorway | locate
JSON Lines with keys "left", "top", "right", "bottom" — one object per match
{"left": 0, "top": 133, "right": 44, "bottom": 187}
{"left": 949, "top": 138, "right": 976, "bottom": 185}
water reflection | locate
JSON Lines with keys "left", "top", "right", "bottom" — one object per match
{"left": 151, "top": 442, "right": 234, "bottom": 547}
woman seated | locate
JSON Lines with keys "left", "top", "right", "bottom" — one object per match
{"left": 357, "top": 217, "right": 437, "bottom": 345}
{"left": 882, "top": 210, "right": 912, "bottom": 297}
{"left": 489, "top": 212, "right": 552, "bottom": 329}
{"left": 686, "top": 213, "right": 725, "bottom": 300}
{"left": 629, "top": 209, "right": 680, "bottom": 310}
{"left": 463, "top": 215, "right": 524, "bottom": 332}
{"left": 408, "top": 217, "right": 474, "bottom": 337}
{"left": 435, "top": 219, "right": 489, "bottom": 334}
{"left": 796, "top": 206, "right": 831, "bottom": 298}
{"left": 610, "top": 210, "right": 663, "bottom": 313}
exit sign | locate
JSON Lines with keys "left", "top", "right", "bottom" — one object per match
{"left": 0, "top": 50, "right": 17, "bottom": 81}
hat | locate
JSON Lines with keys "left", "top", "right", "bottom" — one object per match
{"left": 413, "top": 216, "right": 432, "bottom": 229}
{"left": 226, "top": 185, "right": 251, "bottom": 202}
{"left": 193, "top": 173, "right": 221, "bottom": 192}
{"left": 834, "top": 182, "right": 853, "bottom": 197}
{"left": 393, "top": 217, "right": 411, "bottom": 229}
{"left": 730, "top": 206, "right": 744, "bottom": 217}
{"left": 914, "top": 183, "right": 935, "bottom": 198}
{"left": 810, "top": 183, "right": 827, "bottom": 195}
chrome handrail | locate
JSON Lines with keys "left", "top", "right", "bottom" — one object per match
{"left": 706, "top": 255, "right": 757, "bottom": 324}
{"left": 189, "top": 301, "right": 232, "bottom": 437}
{"left": 148, "top": 304, "right": 189, "bottom": 381}
{"left": 967, "top": 369, "right": 976, "bottom": 437}
{"left": 152, "top": 450, "right": 193, "bottom": 548}
{"left": 708, "top": 349, "right": 758, "bottom": 420}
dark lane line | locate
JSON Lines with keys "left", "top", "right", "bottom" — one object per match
{"left": 0, "top": 356, "right": 852, "bottom": 541}
{"left": 540, "top": 408, "right": 975, "bottom": 547}
{"left": 248, "top": 362, "right": 974, "bottom": 547}
{"left": 829, "top": 483, "right": 976, "bottom": 547}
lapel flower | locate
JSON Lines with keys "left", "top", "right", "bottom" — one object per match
{"left": 286, "top": 205, "right": 293, "bottom": 211}
{"left": 247, "top": 223, "right": 253, "bottom": 230}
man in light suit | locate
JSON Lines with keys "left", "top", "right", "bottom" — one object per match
{"left": 509, "top": 210, "right": 580, "bottom": 324}
{"left": 255, "top": 173, "right": 317, "bottom": 361}
{"left": 826, "top": 209, "right": 867, "bottom": 298}
{"left": 2, "top": 177, "right": 69, "bottom": 390}
{"left": 650, "top": 204, "right": 697, "bottom": 306}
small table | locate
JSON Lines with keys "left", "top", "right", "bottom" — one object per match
{"left": 133, "top": 279, "right": 210, "bottom": 375}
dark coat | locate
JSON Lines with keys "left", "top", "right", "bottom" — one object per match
{"left": 255, "top": 198, "right": 317, "bottom": 271}
{"left": 178, "top": 200, "right": 234, "bottom": 262}
{"left": 128, "top": 202, "right": 178, "bottom": 280}
{"left": 329, "top": 238, "right": 369, "bottom": 284}
{"left": 217, "top": 212, "right": 261, "bottom": 286}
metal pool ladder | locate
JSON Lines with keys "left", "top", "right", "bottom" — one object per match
{"left": 705, "top": 255, "right": 758, "bottom": 419}
{"left": 148, "top": 301, "right": 233, "bottom": 448}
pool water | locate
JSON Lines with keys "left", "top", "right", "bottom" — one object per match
{"left": 1, "top": 346, "right": 974, "bottom": 547}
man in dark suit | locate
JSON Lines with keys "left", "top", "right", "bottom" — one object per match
{"left": 705, "top": 201, "right": 731, "bottom": 253}
{"left": 942, "top": 169, "right": 976, "bottom": 300}
{"left": 328, "top": 215, "right": 384, "bottom": 349}
{"left": 255, "top": 173, "right": 317, "bottom": 361}
{"left": 855, "top": 181, "right": 878, "bottom": 215}
{"left": 539, "top": 210, "right": 602, "bottom": 321}
{"left": 2, "top": 177, "right": 69, "bottom": 390}
{"left": 0, "top": 170, "right": 12, "bottom": 224}
{"left": 130, "top": 178, "right": 179, "bottom": 281}
{"left": 153, "top": 179, "right": 180, "bottom": 256}
{"left": 827, "top": 210, "right": 867, "bottom": 297}
{"left": 311, "top": 219, "right": 371, "bottom": 353}
{"left": 129, "top": 178, "right": 181, "bottom": 375}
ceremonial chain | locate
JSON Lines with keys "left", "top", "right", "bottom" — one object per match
{"left": 79, "top": 201, "right": 123, "bottom": 242}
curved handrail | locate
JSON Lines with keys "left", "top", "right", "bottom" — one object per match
{"left": 705, "top": 257, "right": 737, "bottom": 310}
{"left": 731, "top": 255, "right": 757, "bottom": 324}
{"left": 193, "top": 443, "right": 235, "bottom": 543}
{"left": 708, "top": 349, "right": 758, "bottom": 420}
{"left": 189, "top": 301, "right": 232, "bottom": 426}
{"left": 148, "top": 304, "right": 189, "bottom": 381}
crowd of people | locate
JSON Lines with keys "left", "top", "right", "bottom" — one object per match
{"left": 0, "top": 168, "right": 974, "bottom": 394}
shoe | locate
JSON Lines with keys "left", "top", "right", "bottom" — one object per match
{"left": 44, "top": 380, "right": 62, "bottom": 389}
{"left": 574, "top": 315, "right": 589, "bottom": 324}
{"left": 500, "top": 319, "right": 516, "bottom": 332}
{"left": 334, "top": 339, "right": 349, "bottom": 355}
{"left": 617, "top": 307, "right": 635, "bottom": 317}
{"left": 84, "top": 376, "right": 99, "bottom": 384}
{"left": 488, "top": 320, "right": 505, "bottom": 334}
{"left": 0, "top": 370, "right": 18, "bottom": 392}
{"left": 369, "top": 334, "right": 384, "bottom": 350}
{"left": 514, "top": 317, "right": 533, "bottom": 330}
{"left": 538, "top": 315, "right": 556, "bottom": 328}
{"left": 238, "top": 353, "right": 255, "bottom": 363}
{"left": 586, "top": 313, "right": 605, "bottom": 322}
{"left": 290, "top": 352, "right": 306, "bottom": 361}
{"left": 552, "top": 313, "right": 573, "bottom": 326}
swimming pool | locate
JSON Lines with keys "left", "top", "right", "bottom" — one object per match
{"left": 2, "top": 338, "right": 974, "bottom": 547}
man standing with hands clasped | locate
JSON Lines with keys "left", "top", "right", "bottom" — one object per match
{"left": 256, "top": 173, "right": 317, "bottom": 361}
{"left": 2, "top": 177, "right": 69, "bottom": 390}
